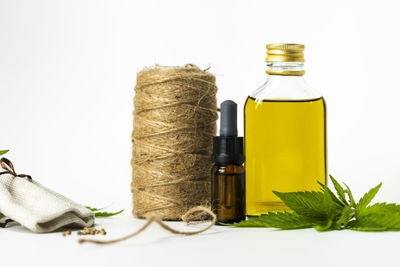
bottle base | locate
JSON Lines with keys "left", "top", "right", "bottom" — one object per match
{"left": 246, "top": 201, "right": 290, "bottom": 216}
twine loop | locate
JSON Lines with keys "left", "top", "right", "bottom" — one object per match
{"left": 0, "top": 158, "right": 32, "bottom": 181}
{"left": 79, "top": 206, "right": 216, "bottom": 245}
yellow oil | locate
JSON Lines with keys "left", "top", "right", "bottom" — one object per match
{"left": 244, "top": 96, "right": 326, "bottom": 215}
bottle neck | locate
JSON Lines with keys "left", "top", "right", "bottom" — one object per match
{"left": 248, "top": 61, "right": 321, "bottom": 100}
{"left": 266, "top": 62, "right": 305, "bottom": 76}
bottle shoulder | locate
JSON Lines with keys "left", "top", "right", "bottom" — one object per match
{"left": 249, "top": 75, "right": 323, "bottom": 101}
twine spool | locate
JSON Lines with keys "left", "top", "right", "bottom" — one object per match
{"left": 131, "top": 64, "right": 218, "bottom": 220}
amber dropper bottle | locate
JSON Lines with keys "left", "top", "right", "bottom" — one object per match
{"left": 211, "top": 100, "right": 245, "bottom": 224}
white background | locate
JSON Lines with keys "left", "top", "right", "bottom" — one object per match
{"left": 1, "top": 0, "right": 400, "bottom": 266}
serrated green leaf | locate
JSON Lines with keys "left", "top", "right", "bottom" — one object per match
{"left": 257, "top": 212, "right": 314, "bottom": 229}
{"left": 229, "top": 218, "right": 272, "bottom": 227}
{"left": 335, "top": 205, "right": 355, "bottom": 229}
{"left": 85, "top": 206, "right": 104, "bottom": 212}
{"left": 318, "top": 181, "right": 345, "bottom": 207}
{"left": 358, "top": 202, "right": 400, "bottom": 216}
{"left": 86, "top": 206, "right": 124, "bottom": 217}
{"left": 273, "top": 191, "right": 327, "bottom": 220}
{"left": 322, "top": 188, "right": 342, "bottom": 219}
{"left": 353, "top": 213, "right": 400, "bottom": 231}
{"left": 353, "top": 203, "right": 400, "bottom": 231}
{"left": 351, "top": 226, "right": 394, "bottom": 231}
{"left": 232, "top": 212, "right": 313, "bottom": 229}
{"left": 315, "top": 188, "right": 345, "bottom": 231}
{"left": 0, "top": 150, "right": 9, "bottom": 156}
{"left": 330, "top": 175, "right": 349, "bottom": 206}
{"left": 273, "top": 188, "right": 343, "bottom": 224}
{"left": 94, "top": 209, "right": 124, "bottom": 217}
{"left": 356, "top": 183, "right": 382, "bottom": 213}
{"left": 343, "top": 182, "right": 357, "bottom": 208}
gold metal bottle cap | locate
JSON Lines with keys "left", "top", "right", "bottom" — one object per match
{"left": 265, "top": 44, "right": 305, "bottom": 76}
{"left": 266, "top": 43, "right": 305, "bottom": 62}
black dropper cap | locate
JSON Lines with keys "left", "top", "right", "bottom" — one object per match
{"left": 211, "top": 100, "right": 245, "bottom": 165}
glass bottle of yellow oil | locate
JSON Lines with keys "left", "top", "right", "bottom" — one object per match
{"left": 244, "top": 44, "right": 326, "bottom": 215}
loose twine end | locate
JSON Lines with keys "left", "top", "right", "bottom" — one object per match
{"left": 78, "top": 206, "right": 216, "bottom": 245}
{"left": 184, "top": 63, "right": 211, "bottom": 72}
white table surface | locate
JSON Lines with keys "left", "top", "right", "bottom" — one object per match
{"left": 2, "top": 213, "right": 398, "bottom": 267}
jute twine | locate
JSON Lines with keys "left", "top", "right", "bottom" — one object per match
{"left": 131, "top": 64, "right": 218, "bottom": 220}
{"left": 78, "top": 65, "right": 218, "bottom": 245}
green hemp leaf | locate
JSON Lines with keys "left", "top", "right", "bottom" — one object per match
{"left": 86, "top": 206, "right": 124, "bottom": 218}
{"left": 232, "top": 176, "right": 400, "bottom": 232}
{"left": 0, "top": 150, "right": 9, "bottom": 156}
